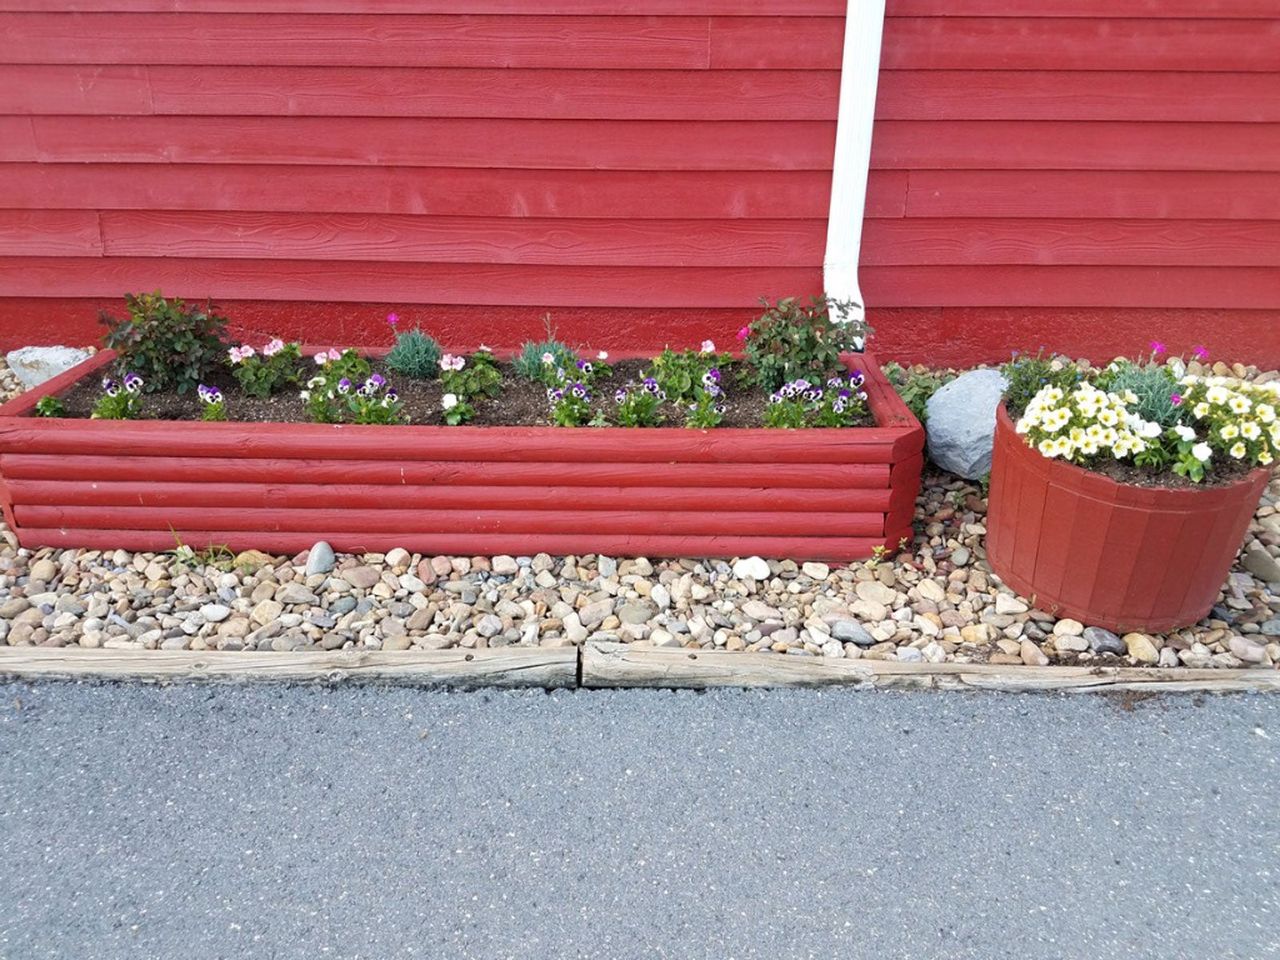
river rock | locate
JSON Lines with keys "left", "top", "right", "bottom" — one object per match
{"left": 6, "top": 345, "right": 92, "bottom": 389}
{"left": 305, "top": 541, "right": 336, "bottom": 576}
{"left": 925, "top": 368, "right": 1008, "bottom": 479}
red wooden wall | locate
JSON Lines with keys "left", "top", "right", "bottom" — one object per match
{"left": 0, "top": 1, "right": 1277, "bottom": 366}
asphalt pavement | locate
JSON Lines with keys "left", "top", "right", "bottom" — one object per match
{"left": 1, "top": 681, "right": 1276, "bottom": 960}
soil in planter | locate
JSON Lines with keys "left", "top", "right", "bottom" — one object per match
{"left": 56, "top": 359, "right": 876, "bottom": 429}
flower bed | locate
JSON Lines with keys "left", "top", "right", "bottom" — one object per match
{"left": 0, "top": 348, "right": 923, "bottom": 560}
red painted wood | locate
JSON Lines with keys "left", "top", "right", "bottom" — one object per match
{"left": 887, "top": 0, "right": 1279, "bottom": 14}
{"left": 0, "top": 258, "right": 824, "bottom": 308}
{"left": 0, "top": 454, "right": 893, "bottom": 490}
{"left": 99, "top": 213, "right": 826, "bottom": 267}
{"left": 860, "top": 219, "right": 1280, "bottom": 267}
{"left": 904, "top": 171, "right": 1280, "bottom": 221}
{"left": 13, "top": 529, "right": 890, "bottom": 561}
{"left": 0, "top": 64, "right": 152, "bottom": 114}
{"left": 0, "top": 13, "right": 714, "bottom": 68}
{"left": 0, "top": 117, "right": 35, "bottom": 160}
{"left": 871, "top": 121, "right": 1280, "bottom": 172}
{"left": 0, "top": 164, "right": 879, "bottom": 219}
{"left": 144, "top": 66, "right": 843, "bottom": 120}
{"left": 876, "top": 70, "right": 1280, "bottom": 123}
{"left": 861, "top": 265, "right": 1280, "bottom": 309}
{"left": 708, "top": 16, "right": 842, "bottom": 69}
{"left": 0, "top": 211, "right": 103, "bottom": 257}
{"left": 987, "top": 406, "right": 1269, "bottom": 632}
{"left": 0, "top": 1, "right": 848, "bottom": 14}
{"left": 882, "top": 17, "right": 1280, "bottom": 72}
{"left": 30, "top": 116, "right": 837, "bottom": 171}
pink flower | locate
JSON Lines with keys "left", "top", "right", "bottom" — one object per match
{"left": 262, "top": 338, "right": 284, "bottom": 357}
{"left": 1171, "top": 393, "right": 1182, "bottom": 406}
{"left": 700, "top": 339, "right": 716, "bottom": 354}
{"left": 1193, "top": 344, "right": 1209, "bottom": 361}
{"left": 1149, "top": 340, "right": 1166, "bottom": 355}
{"left": 228, "top": 345, "right": 254, "bottom": 364}
{"left": 327, "top": 348, "right": 342, "bottom": 361}
{"left": 736, "top": 326, "right": 750, "bottom": 342}
{"left": 313, "top": 351, "right": 329, "bottom": 366}
{"left": 440, "top": 354, "right": 465, "bottom": 372}
{"left": 386, "top": 312, "right": 399, "bottom": 327}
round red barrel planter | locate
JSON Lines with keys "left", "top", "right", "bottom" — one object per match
{"left": 986, "top": 405, "right": 1270, "bottom": 634}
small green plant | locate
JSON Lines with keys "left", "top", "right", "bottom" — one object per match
{"left": 763, "top": 373, "right": 868, "bottom": 429}
{"left": 685, "top": 367, "right": 726, "bottom": 429}
{"left": 515, "top": 314, "right": 577, "bottom": 385}
{"left": 344, "top": 374, "right": 404, "bottom": 425}
{"left": 882, "top": 361, "right": 955, "bottom": 423}
{"left": 546, "top": 372, "right": 594, "bottom": 427}
{"left": 741, "top": 296, "right": 867, "bottom": 393}
{"left": 170, "top": 533, "right": 236, "bottom": 571}
{"left": 441, "top": 350, "right": 502, "bottom": 401}
{"left": 91, "top": 372, "right": 145, "bottom": 420}
{"left": 34, "top": 395, "right": 64, "bottom": 418}
{"left": 228, "top": 339, "right": 301, "bottom": 398}
{"left": 386, "top": 320, "right": 442, "bottom": 380}
{"left": 441, "top": 392, "right": 474, "bottom": 426}
{"left": 300, "top": 349, "right": 369, "bottom": 423}
{"left": 1095, "top": 358, "right": 1181, "bottom": 428}
{"left": 613, "top": 377, "right": 666, "bottom": 427}
{"left": 651, "top": 342, "right": 731, "bottom": 405}
{"left": 1001, "top": 349, "right": 1081, "bottom": 418}
{"left": 197, "top": 383, "right": 226, "bottom": 421}
{"left": 865, "top": 543, "right": 889, "bottom": 570}
{"left": 100, "top": 292, "right": 229, "bottom": 394}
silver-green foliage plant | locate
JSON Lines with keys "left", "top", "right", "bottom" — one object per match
{"left": 1096, "top": 360, "right": 1182, "bottom": 428}
{"left": 386, "top": 327, "right": 442, "bottom": 380}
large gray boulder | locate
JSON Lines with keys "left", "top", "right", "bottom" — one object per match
{"left": 6, "top": 345, "right": 92, "bottom": 390}
{"left": 925, "top": 369, "right": 1008, "bottom": 479}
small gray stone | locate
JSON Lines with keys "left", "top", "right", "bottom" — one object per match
{"left": 924, "top": 368, "right": 1008, "bottom": 479}
{"left": 618, "top": 602, "right": 655, "bottom": 625}
{"left": 476, "top": 614, "right": 503, "bottom": 638}
{"left": 6, "top": 345, "right": 92, "bottom": 390}
{"left": 277, "top": 583, "right": 319, "bottom": 606}
{"left": 896, "top": 647, "right": 923, "bottom": 663}
{"left": 305, "top": 541, "right": 336, "bottom": 576}
{"left": 199, "top": 603, "right": 231, "bottom": 623}
{"left": 1084, "top": 626, "right": 1126, "bottom": 655}
{"left": 1229, "top": 635, "right": 1267, "bottom": 664}
{"left": 1241, "top": 544, "right": 1280, "bottom": 584}
{"left": 741, "top": 599, "right": 782, "bottom": 621}
{"left": 492, "top": 555, "right": 519, "bottom": 576}
{"left": 579, "top": 599, "right": 613, "bottom": 628}
{"left": 29, "top": 558, "right": 59, "bottom": 583}
{"left": 1260, "top": 619, "right": 1280, "bottom": 638}
{"left": 830, "top": 619, "right": 875, "bottom": 646}
{"left": 650, "top": 584, "right": 671, "bottom": 611}
{"left": 341, "top": 565, "right": 381, "bottom": 590}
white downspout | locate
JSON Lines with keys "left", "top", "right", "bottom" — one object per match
{"left": 824, "top": 0, "right": 887, "bottom": 345}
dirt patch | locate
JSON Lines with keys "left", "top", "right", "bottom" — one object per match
{"left": 57, "top": 358, "right": 875, "bottom": 429}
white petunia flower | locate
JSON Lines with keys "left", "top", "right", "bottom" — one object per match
{"left": 1230, "top": 441, "right": 1247, "bottom": 459}
{"left": 1242, "top": 421, "right": 1262, "bottom": 440}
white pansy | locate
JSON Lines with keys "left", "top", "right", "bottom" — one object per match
{"left": 442, "top": 393, "right": 459, "bottom": 410}
{"left": 1192, "top": 442, "right": 1212, "bottom": 462}
{"left": 1174, "top": 424, "right": 1195, "bottom": 442}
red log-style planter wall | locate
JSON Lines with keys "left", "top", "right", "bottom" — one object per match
{"left": 0, "top": 350, "right": 923, "bottom": 561}
{"left": 986, "top": 405, "right": 1269, "bottom": 633}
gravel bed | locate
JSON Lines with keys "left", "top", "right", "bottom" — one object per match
{"left": 0, "top": 355, "right": 1278, "bottom": 670}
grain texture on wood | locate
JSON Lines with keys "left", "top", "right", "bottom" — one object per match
{"left": 580, "top": 643, "right": 1280, "bottom": 692}
{"left": 0, "top": 647, "right": 578, "bottom": 688}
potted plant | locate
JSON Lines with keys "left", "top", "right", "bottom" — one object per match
{"left": 986, "top": 347, "right": 1274, "bottom": 633}
{"left": 0, "top": 294, "right": 924, "bottom": 561}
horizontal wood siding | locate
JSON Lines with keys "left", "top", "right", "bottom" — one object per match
{"left": 866, "top": 0, "right": 1280, "bottom": 363}
{"left": 0, "top": 5, "right": 843, "bottom": 345}
{"left": 0, "top": 1, "right": 1278, "bottom": 364}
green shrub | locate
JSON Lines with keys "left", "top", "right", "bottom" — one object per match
{"left": 100, "top": 292, "right": 229, "bottom": 394}
{"left": 386, "top": 328, "right": 442, "bottom": 380}
{"left": 882, "top": 362, "right": 955, "bottom": 423}
{"left": 515, "top": 339, "right": 576, "bottom": 385}
{"left": 742, "top": 296, "right": 866, "bottom": 393}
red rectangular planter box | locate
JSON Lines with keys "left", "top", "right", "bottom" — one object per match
{"left": 0, "top": 350, "right": 923, "bottom": 561}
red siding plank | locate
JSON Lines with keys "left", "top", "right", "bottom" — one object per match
{"left": 0, "top": 211, "right": 102, "bottom": 256}
{"left": 98, "top": 212, "right": 826, "bottom": 266}
{"left": 886, "top": 0, "right": 1279, "bottom": 16}
{"left": 0, "top": 257, "right": 822, "bottom": 307}
{"left": 0, "top": 164, "right": 865, "bottom": 219}
{"left": 0, "top": 13, "right": 714, "bottom": 69}
{"left": 871, "top": 121, "right": 1280, "bottom": 172}
{"left": 882, "top": 17, "right": 1280, "bottom": 72}
{"left": 0, "top": 454, "right": 892, "bottom": 490}
{"left": 709, "top": 16, "right": 843, "bottom": 68}
{"left": 876, "top": 70, "right": 1280, "bottom": 123}
{"left": 144, "top": 66, "right": 842, "bottom": 120}
{"left": 861, "top": 265, "right": 1280, "bottom": 309}
{"left": 904, "top": 171, "right": 1280, "bottom": 220}
{"left": 0, "top": 64, "right": 152, "bottom": 114}
{"left": 859, "top": 218, "right": 1280, "bottom": 267}
{"left": 30, "top": 116, "right": 838, "bottom": 171}
{"left": 0, "top": 1, "right": 846, "bottom": 12}
{"left": 0, "top": 118, "right": 36, "bottom": 161}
